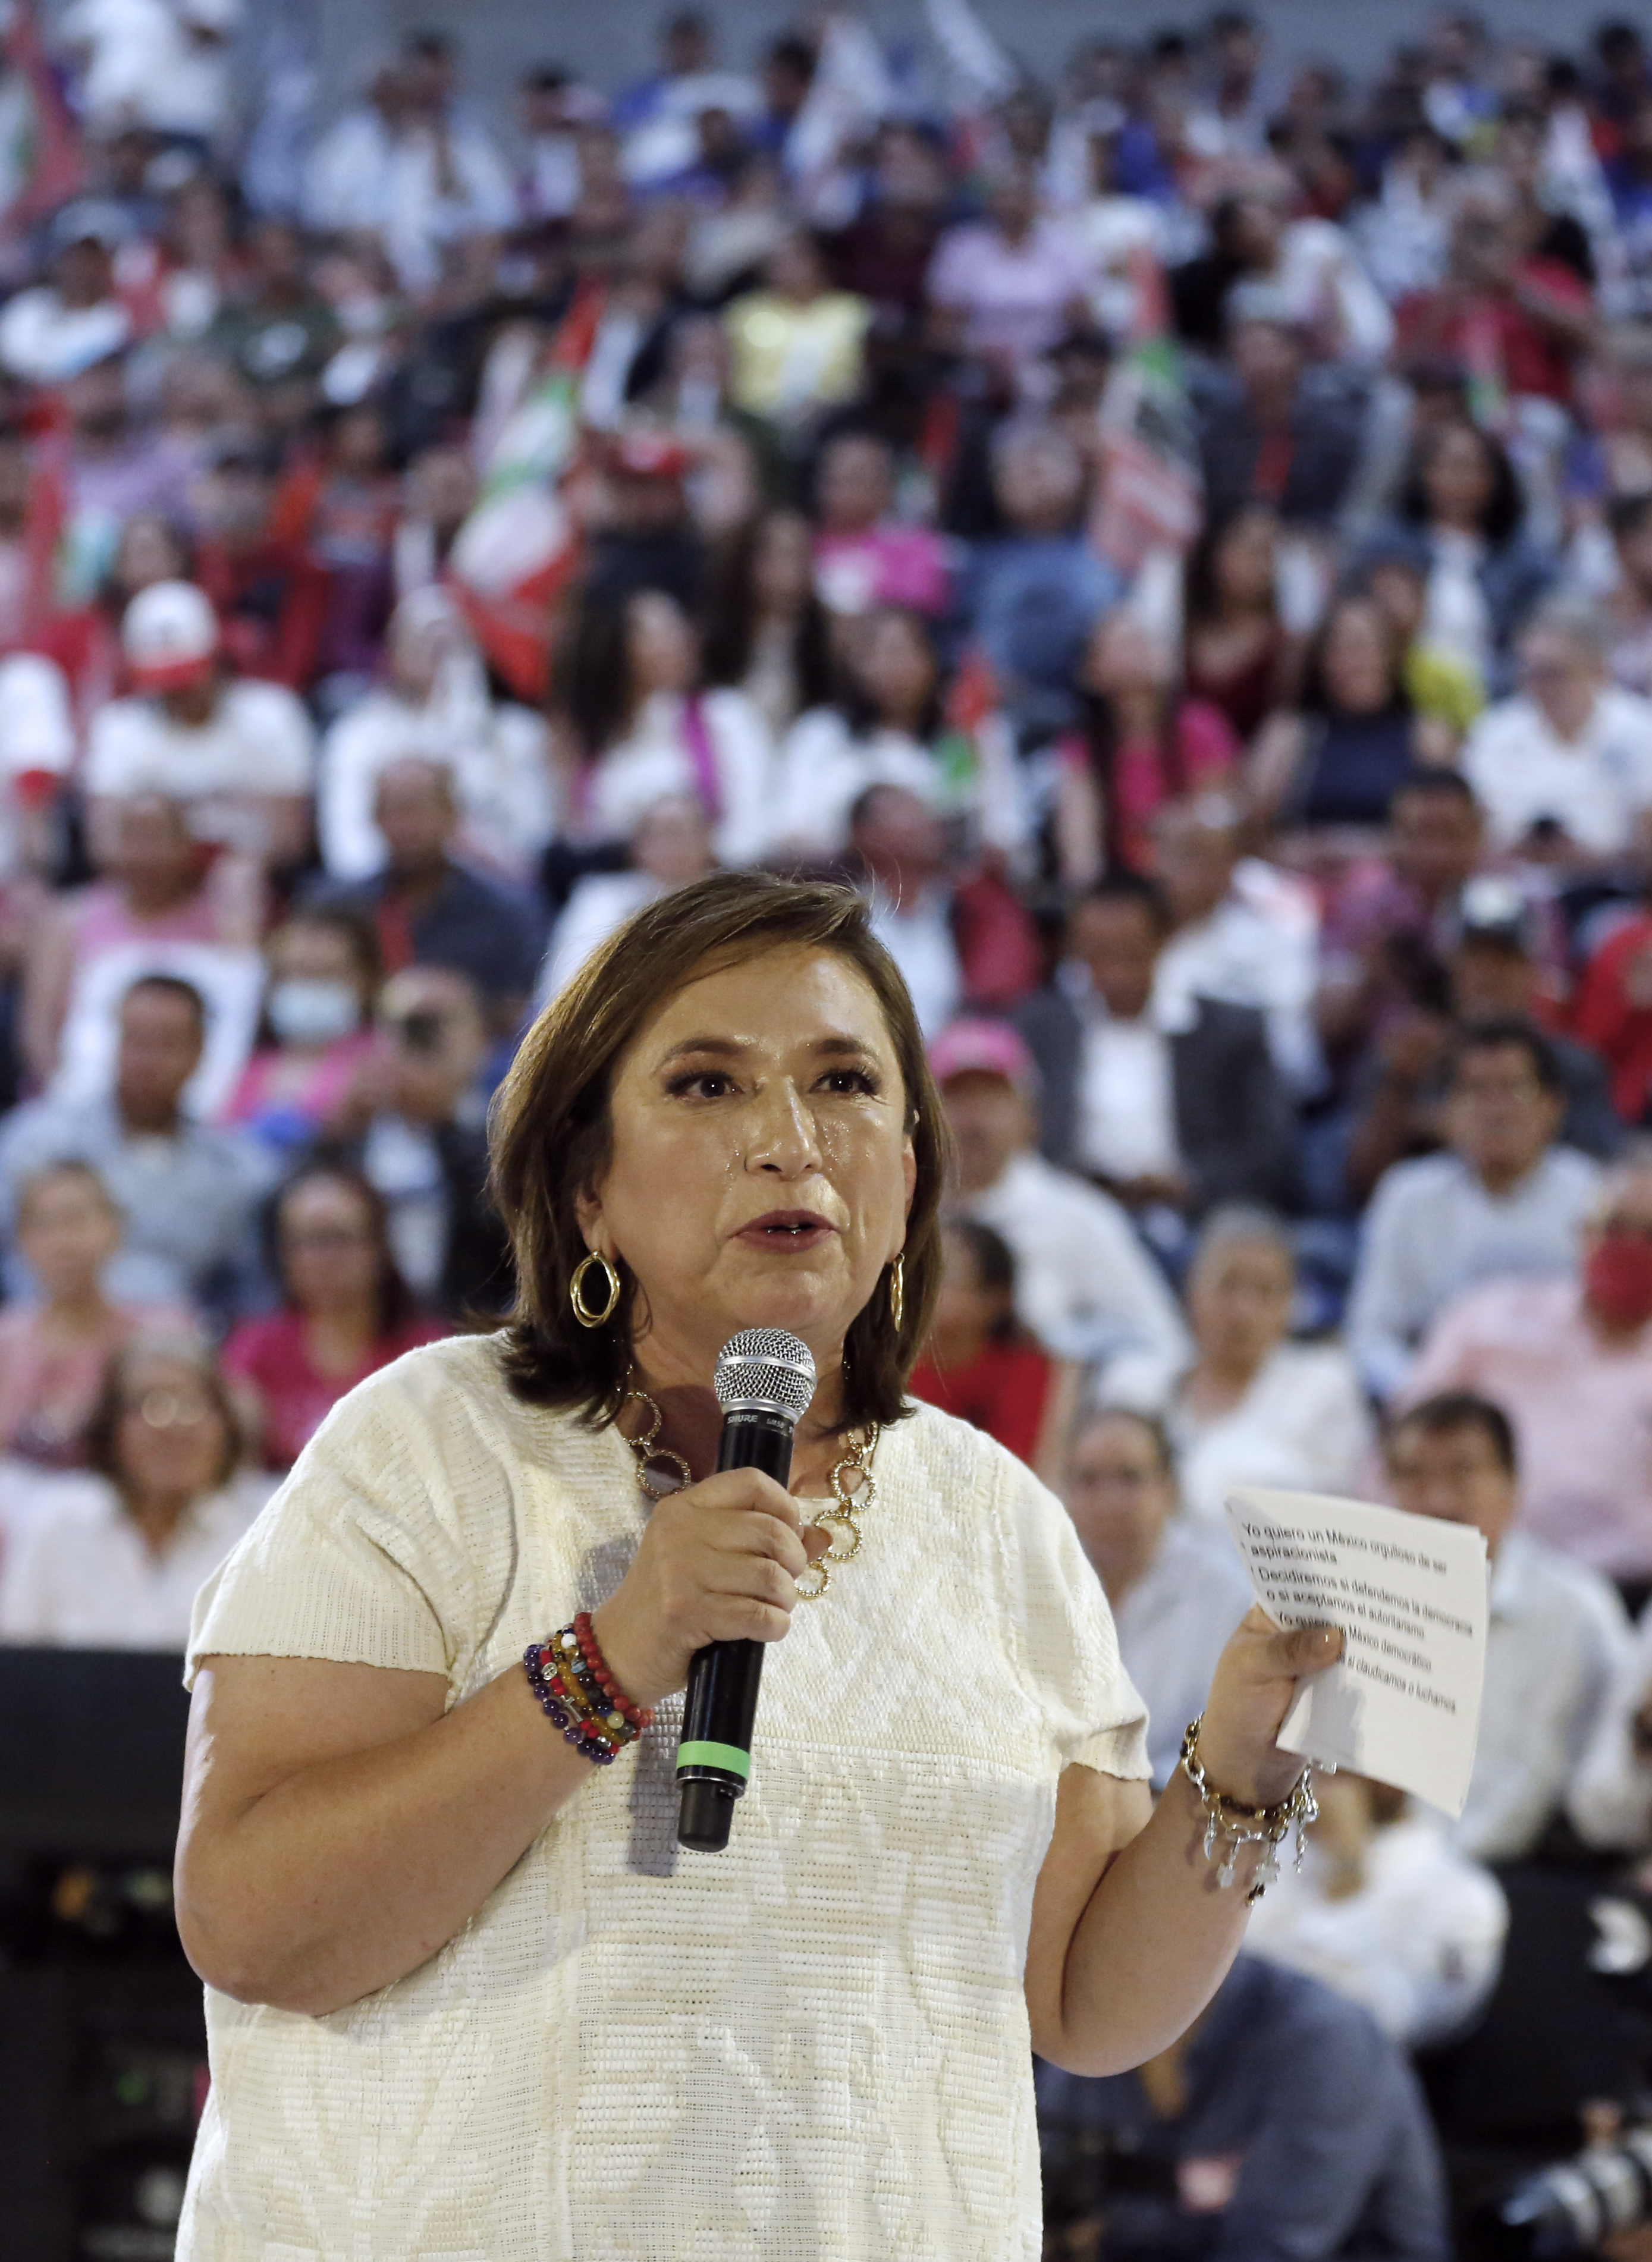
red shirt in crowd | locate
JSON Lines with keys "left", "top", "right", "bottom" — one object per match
{"left": 1574, "top": 909, "right": 1652, "bottom": 1126}
{"left": 222, "top": 1308, "right": 447, "bottom": 1472}
{"left": 907, "top": 1338, "right": 1055, "bottom": 1468}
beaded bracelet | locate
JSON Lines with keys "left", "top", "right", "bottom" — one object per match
{"left": 1177, "top": 1714, "right": 1318, "bottom": 1905}
{"left": 524, "top": 1611, "right": 655, "bottom": 1767}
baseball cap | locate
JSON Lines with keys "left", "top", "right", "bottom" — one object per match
{"left": 1453, "top": 874, "right": 1535, "bottom": 956}
{"left": 607, "top": 430, "right": 692, "bottom": 480}
{"left": 928, "top": 1018, "right": 1035, "bottom": 1093}
{"left": 123, "top": 580, "right": 220, "bottom": 692}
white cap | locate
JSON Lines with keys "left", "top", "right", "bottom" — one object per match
{"left": 122, "top": 580, "right": 219, "bottom": 689}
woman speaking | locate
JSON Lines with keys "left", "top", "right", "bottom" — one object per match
{"left": 173, "top": 872, "right": 1339, "bottom": 2260}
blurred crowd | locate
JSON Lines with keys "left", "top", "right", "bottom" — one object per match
{"left": 11, "top": 0, "right": 1652, "bottom": 2252}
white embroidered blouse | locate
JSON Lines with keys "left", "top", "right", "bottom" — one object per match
{"left": 178, "top": 1334, "right": 1147, "bottom": 2262}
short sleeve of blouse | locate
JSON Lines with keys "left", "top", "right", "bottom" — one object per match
{"left": 186, "top": 1342, "right": 501, "bottom": 1690}
{"left": 988, "top": 1432, "right": 1151, "bottom": 1782}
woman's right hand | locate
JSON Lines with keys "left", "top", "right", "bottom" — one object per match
{"left": 590, "top": 1471, "right": 831, "bottom": 1710}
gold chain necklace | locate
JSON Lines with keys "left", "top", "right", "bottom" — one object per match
{"left": 618, "top": 1385, "right": 880, "bottom": 1603}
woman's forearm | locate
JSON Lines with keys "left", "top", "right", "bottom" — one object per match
{"left": 176, "top": 1660, "right": 598, "bottom": 2016}
{"left": 1047, "top": 1769, "right": 1274, "bottom": 2076}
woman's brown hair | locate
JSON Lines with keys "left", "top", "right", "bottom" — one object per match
{"left": 84, "top": 1333, "right": 243, "bottom": 1496}
{"left": 490, "top": 872, "right": 952, "bottom": 1429}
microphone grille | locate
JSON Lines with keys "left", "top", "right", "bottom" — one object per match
{"left": 714, "top": 1328, "right": 817, "bottom": 1419}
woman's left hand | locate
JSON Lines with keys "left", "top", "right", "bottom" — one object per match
{"left": 1194, "top": 1607, "right": 1344, "bottom": 1808}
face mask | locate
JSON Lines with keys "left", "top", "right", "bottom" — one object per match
{"left": 267, "top": 978, "right": 360, "bottom": 1048}
{"left": 1584, "top": 1234, "right": 1652, "bottom": 1331}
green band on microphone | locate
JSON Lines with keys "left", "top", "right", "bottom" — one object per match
{"left": 675, "top": 1741, "right": 752, "bottom": 1780}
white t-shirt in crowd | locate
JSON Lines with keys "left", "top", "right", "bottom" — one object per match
{"left": 1462, "top": 685, "right": 1652, "bottom": 858}
{"left": 1110, "top": 1516, "right": 1255, "bottom": 1786}
{"left": 0, "top": 1472, "right": 264, "bottom": 1650}
{"left": 1076, "top": 1014, "right": 1182, "bottom": 1183}
{"left": 585, "top": 689, "right": 774, "bottom": 869}
{"left": 86, "top": 680, "right": 317, "bottom": 849}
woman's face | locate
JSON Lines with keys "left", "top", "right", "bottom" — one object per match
{"left": 114, "top": 515, "right": 187, "bottom": 598}
{"left": 580, "top": 945, "right": 916, "bottom": 1381}
{"left": 279, "top": 1176, "right": 384, "bottom": 1317}
{"left": 929, "top": 1227, "right": 1008, "bottom": 1358}
{"left": 1423, "top": 425, "right": 1496, "bottom": 527}
{"left": 1321, "top": 601, "right": 1395, "bottom": 714}
{"left": 18, "top": 1172, "right": 120, "bottom": 1299}
{"left": 269, "top": 918, "right": 366, "bottom": 997}
{"left": 113, "top": 1352, "right": 230, "bottom": 1501}
{"left": 818, "top": 436, "right": 893, "bottom": 534}
{"left": 1188, "top": 1236, "right": 1294, "bottom": 1370}
{"left": 752, "top": 511, "right": 815, "bottom": 614}
{"left": 1083, "top": 611, "right": 1171, "bottom": 698}
{"left": 1214, "top": 510, "right": 1277, "bottom": 608}
{"left": 851, "top": 612, "right": 935, "bottom": 727}
{"left": 626, "top": 591, "right": 699, "bottom": 698}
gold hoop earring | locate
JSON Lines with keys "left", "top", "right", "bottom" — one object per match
{"left": 570, "top": 1251, "right": 622, "bottom": 1328}
{"left": 888, "top": 1252, "right": 905, "bottom": 1333}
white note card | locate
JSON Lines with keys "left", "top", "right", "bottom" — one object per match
{"left": 1224, "top": 1487, "right": 1489, "bottom": 1818}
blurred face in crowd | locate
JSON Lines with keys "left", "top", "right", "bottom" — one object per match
{"left": 407, "top": 446, "right": 477, "bottom": 537}
{"left": 632, "top": 793, "right": 715, "bottom": 888}
{"left": 1229, "top": 319, "right": 1302, "bottom": 408}
{"left": 1064, "top": 1411, "right": 1178, "bottom": 1598}
{"left": 818, "top": 433, "right": 895, "bottom": 535}
{"left": 850, "top": 609, "right": 936, "bottom": 730}
{"left": 55, "top": 235, "right": 115, "bottom": 310}
{"left": 849, "top": 784, "right": 947, "bottom": 896}
{"left": 876, "top": 125, "right": 947, "bottom": 213}
{"left": 266, "top": 916, "right": 372, "bottom": 1047}
{"left": 1449, "top": 935, "right": 1534, "bottom": 1022}
{"left": 1365, "top": 560, "right": 1427, "bottom": 646}
{"left": 372, "top": 758, "right": 457, "bottom": 875}
{"left": 112, "top": 514, "right": 190, "bottom": 602}
{"left": 1082, "top": 611, "right": 1174, "bottom": 703}
{"left": 940, "top": 1068, "right": 1030, "bottom": 1196}
{"left": 1067, "top": 896, "right": 1162, "bottom": 1021}
{"left": 111, "top": 1348, "right": 233, "bottom": 1510}
{"left": 1518, "top": 623, "right": 1604, "bottom": 739}
{"left": 1210, "top": 505, "right": 1279, "bottom": 614}
{"left": 1442, "top": 1038, "right": 1562, "bottom": 1190}
{"left": 1386, "top": 1413, "right": 1517, "bottom": 1554}
{"left": 67, "top": 357, "right": 127, "bottom": 441}
{"left": 750, "top": 510, "right": 815, "bottom": 615}
{"left": 1151, "top": 802, "right": 1239, "bottom": 926}
{"left": 1389, "top": 783, "right": 1483, "bottom": 901}
{"left": 1450, "top": 206, "right": 1519, "bottom": 293}
{"left": 927, "top": 1224, "right": 1011, "bottom": 1365}
{"left": 1228, "top": 192, "right": 1284, "bottom": 268}
{"left": 1188, "top": 1229, "right": 1294, "bottom": 1378}
{"left": 115, "top": 982, "right": 203, "bottom": 1127}
{"left": 278, "top": 1174, "right": 385, "bottom": 1319}
{"left": 1318, "top": 596, "right": 1399, "bottom": 717}
{"left": 105, "top": 794, "right": 199, "bottom": 903}
{"left": 765, "top": 230, "right": 828, "bottom": 303}
{"left": 993, "top": 430, "right": 1083, "bottom": 537}
{"left": 1421, "top": 422, "right": 1497, "bottom": 532}
{"left": 626, "top": 589, "right": 699, "bottom": 700}
{"left": 17, "top": 1166, "right": 121, "bottom": 1306}
{"left": 378, "top": 968, "right": 488, "bottom": 1125}
{"left": 987, "top": 164, "right": 1040, "bottom": 243}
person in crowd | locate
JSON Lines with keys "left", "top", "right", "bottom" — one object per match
{"left": 1370, "top": 416, "right": 1552, "bottom": 691}
{"left": 1403, "top": 1148, "right": 1652, "bottom": 1588}
{"left": 1062, "top": 1405, "right": 1254, "bottom": 1789}
{"left": 810, "top": 429, "right": 950, "bottom": 622}
{"left": 932, "top": 1016, "right": 1188, "bottom": 1373}
{"left": 1182, "top": 504, "right": 1299, "bottom": 749}
{"left": 224, "top": 1167, "right": 444, "bottom": 1473}
{"left": 723, "top": 228, "right": 869, "bottom": 432}
{"left": 1461, "top": 596, "right": 1652, "bottom": 868}
{"left": 963, "top": 421, "right": 1122, "bottom": 742}
{"left": 776, "top": 607, "right": 1024, "bottom": 860}
{"left": 313, "top": 965, "right": 510, "bottom": 1324}
{"left": 1356, "top": 539, "right": 1486, "bottom": 737}
{"left": 1571, "top": 1594, "right": 1652, "bottom": 1853}
{"left": 1343, "top": 877, "right": 1623, "bottom": 1205}
{"left": 0, "top": 1161, "right": 192, "bottom": 1474}
{"left": 1570, "top": 849, "right": 1652, "bottom": 1125}
{"left": 1603, "top": 489, "right": 1652, "bottom": 702}
{"left": 698, "top": 509, "right": 834, "bottom": 742}
{"left": 21, "top": 791, "right": 262, "bottom": 1095}
{"left": 1017, "top": 874, "right": 1298, "bottom": 1229}
{"left": 222, "top": 908, "right": 382, "bottom": 1162}
{"left": 0, "top": 974, "right": 271, "bottom": 1324}
{"left": 1347, "top": 1021, "right": 1604, "bottom": 1400}
{"left": 306, "top": 758, "right": 544, "bottom": 1038}
{"left": 1244, "top": 1772, "right": 1509, "bottom": 2049}
{"left": 0, "top": 202, "right": 132, "bottom": 387}
{"left": 1053, "top": 610, "right": 1238, "bottom": 887}
{"left": 1252, "top": 592, "right": 1431, "bottom": 834}
{"left": 1194, "top": 309, "right": 1370, "bottom": 532}
{"left": 1384, "top": 1391, "right": 1631, "bottom": 1863}
{"left": 926, "top": 160, "right": 1093, "bottom": 379}
{"left": 316, "top": 588, "right": 557, "bottom": 891}
{"left": 0, "top": 1334, "right": 262, "bottom": 1648}
{"left": 554, "top": 582, "right": 775, "bottom": 869}
{"left": 83, "top": 580, "right": 316, "bottom": 871}
{"left": 537, "top": 796, "right": 717, "bottom": 1006}
{"left": 1105, "top": 1205, "right": 1372, "bottom": 1529}
{"left": 1037, "top": 1956, "right": 1450, "bottom": 2262}
{"left": 907, "top": 1218, "right": 1075, "bottom": 1484}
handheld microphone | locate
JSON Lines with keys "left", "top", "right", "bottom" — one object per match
{"left": 676, "top": 1327, "right": 816, "bottom": 1852}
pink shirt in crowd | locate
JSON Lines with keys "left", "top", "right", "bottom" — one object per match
{"left": 814, "top": 526, "right": 951, "bottom": 618}
{"left": 222, "top": 1306, "right": 447, "bottom": 1472}
{"left": 1403, "top": 1274, "right": 1652, "bottom": 1580}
